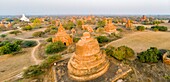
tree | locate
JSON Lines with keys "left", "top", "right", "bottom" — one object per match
{"left": 21, "top": 40, "right": 37, "bottom": 48}
{"left": 151, "top": 26, "right": 167, "bottom": 31}
{"left": 9, "top": 30, "right": 22, "bottom": 36}
{"left": 45, "top": 41, "right": 67, "bottom": 54}
{"left": 137, "top": 47, "right": 162, "bottom": 63}
{"left": 0, "top": 34, "right": 7, "bottom": 39}
{"left": 49, "top": 30, "right": 57, "bottom": 35}
{"left": 46, "top": 37, "right": 52, "bottom": 42}
{"left": 136, "top": 26, "right": 145, "bottom": 31}
{"left": 105, "top": 46, "right": 135, "bottom": 61}
{"left": 96, "top": 36, "right": 109, "bottom": 43}
{"left": 63, "top": 21, "right": 75, "bottom": 30}
{"left": 97, "top": 20, "right": 105, "bottom": 28}
{"left": 76, "top": 20, "right": 83, "bottom": 28}
{"left": 22, "top": 25, "right": 32, "bottom": 31}
{"left": 23, "top": 65, "right": 44, "bottom": 78}
{"left": 0, "top": 42, "right": 21, "bottom": 55}
{"left": 32, "top": 31, "right": 45, "bottom": 37}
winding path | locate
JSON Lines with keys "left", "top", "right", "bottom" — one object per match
{"left": 14, "top": 37, "right": 43, "bottom": 65}
{"left": 0, "top": 29, "right": 44, "bottom": 65}
{"left": 0, "top": 30, "right": 44, "bottom": 81}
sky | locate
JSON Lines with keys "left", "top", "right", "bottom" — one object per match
{"left": 0, "top": 0, "right": 170, "bottom": 15}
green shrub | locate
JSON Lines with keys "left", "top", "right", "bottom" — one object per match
{"left": 22, "top": 25, "right": 32, "bottom": 31}
{"left": 97, "top": 20, "right": 105, "bottom": 27}
{"left": 0, "top": 34, "right": 7, "bottom": 38}
{"left": 23, "top": 65, "right": 44, "bottom": 78}
{"left": 137, "top": 47, "right": 162, "bottom": 63}
{"left": 45, "top": 41, "right": 67, "bottom": 54}
{"left": 117, "top": 28, "right": 123, "bottom": 32}
{"left": 40, "top": 54, "right": 61, "bottom": 69}
{"left": 32, "top": 31, "right": 45, "bottom": 37}
{"left": 105, "top": 46, "right": 135, "bottom": 61}
{"left": 12, "top": 39, "right": 23, "bottom": 45}
{"left": 46, "top": 37, "right": 52, "bottom": 42}
{"left": 73, "top": 37, "right": 80, "bottom": 43}
{"left": 9, "top": 30, "right": 22, "bottom": 35}
{"left": 136, "top": 26, "right": 145, "bottom": 31}
{"left": 0, "top": 42, "right": 21, "bottom": 55}
{"left": 23, "top": 54, "right": 62, "bottom": 78}
{"left": 151, "top": 26, "right": 168, "bottom": 31}
{"left": 44, "top": 28, "right": 51, "bottom": 33}
{"left": 21, "top": 41, "right": 37, "bottom": 48}
{"left": 96, "top": 36, "right": 109, "bottom": 43}
{"left": 49, "top": 30, "right": 57, "bottom": 35}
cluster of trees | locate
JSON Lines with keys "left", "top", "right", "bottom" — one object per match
{"left": 0, "top": 41, "right": 21, "bottom": 55}
{"left": 73, "top": 37, "right": 80, "bottom": 43}
{"left": 22, "top": 25, "right": 33, "bottom": 31}
{"left": 76, "top": 20, "right": 83, "bottom": 28}
{"left": 96, "top": 36, "right": 109, "bottom": 43}
{"left": 46, "top": 37, "right": 52, "bottom": 42}
{"left": 44, "top": 25, "right": 58, "bottom": 35}
{"left": 142, "top": 20, "right": 163, "bottom": 25}
{"left": 45, "top": 41, "right": 67, "bottom": 54}
{"left": 21, "top": 40, "right": 37, "bottom": 48}
{"left": 105, "top": 46, "right": 135, "bottom": 61}
{"left": 97, "top": 20, "right": 105, "bottom": 28}
{"left": 151, "top": 26, "right": 168, "bottom": 31}
{"left": 9, "top": 30, "right": 22, "bottom": 36}
{"left": 23, "top": 54, "right": 61, "bottom": 78}
{"left": 63, "top": 21, "right": 76, "bottom": 30}
{"left": 136, "top": 26, "right": 145, "bottom": 31}
{"left": 137, "top": 47, "right": 162, "bottom": 63}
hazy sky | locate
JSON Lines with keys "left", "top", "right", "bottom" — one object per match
{"left": 0, "top": 0, "right": 170, "bottom": 15}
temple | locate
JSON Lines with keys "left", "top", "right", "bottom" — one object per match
{"left": 20, "top": 14, "right": 30, "bottom": 22}
{"left": 125, "top": 19, "right": 133, "bottom": 28}
{"left": 104, "top": 18, "right": 117, "bottom": 33}
{"left": 82, "top": 25, "right": 94, "bottom": 33}
{"left": 67, "top": 32, "right": 109, "bottom": 81}
{"left": 52, "top": 23, "right": 73, "bottom": 46}
{"left": 140, "top": 15, "right": 147, "bottom": 21}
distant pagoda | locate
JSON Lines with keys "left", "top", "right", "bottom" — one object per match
{"left": 104, "top": 18, "right": 117, "bottom": 33}
{"left": 52, "top": 23, "right": 73, "bottom": 46}
{"left": 20, "top": 14, "right": 30, "bottom": 22}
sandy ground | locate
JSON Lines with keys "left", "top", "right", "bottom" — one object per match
{"left": 0, "top": 48, "right": 34, "bottom": 81}
{"left": 6, "top": 27, "right": 47, "bottom": 39}
{"left": 107, "top": 31, "right": 170, "bottom": 53}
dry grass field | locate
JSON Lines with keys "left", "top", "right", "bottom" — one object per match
{"left": 0, "top": 48, "right": 34, "bottom": 81}
{"left": 107, "top": 31, "right": 170, "bottom": 53}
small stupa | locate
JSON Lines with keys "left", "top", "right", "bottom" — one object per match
{"left": 82, "top": 25, "right": 94, "bottom": 33}
{"left": 67, "top": 32, "right": 109, "bottom": 81}
{"left": 104, "top": 18, "right": 117, "bottom": 33}
{"left": 20, "top": 14, "right": 29, "bottom": 22}
{"left": 125, "top": 19, "right": 133, "bottom": 28}
{"left": 140, "top": 15, "right": 147, "bottom": 21}
{"left": 52, "top": 23, "right": 73, "bottom": 46}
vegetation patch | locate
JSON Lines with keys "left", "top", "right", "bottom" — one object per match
{"left": 105, "top": 46, "right": 135, "bottom": 61}
{"left": 96, "top": 36, "right": 109, "bottom": 43}
{"left": 32, "top": 31, "right": 45, "bottom": 37}
{"left": 151, "top": 26, "right": 168, "bottom": 31}
{"left": 136, "top": 26, "right": 145, "bottom": 31}
{"left": 21, "top": 40, "right": 37, "bottom": 48}
{"left": 45, "top": 41, "right": 67, "bottom": 54}
{"left": 0, "top": 41, "right": 21, "bottom": 55}
{"left": 23, "top": 54, "right": 61, "bottom": 78}
{"left": 137, "top": 47, "right": 162, "bottom": 63}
